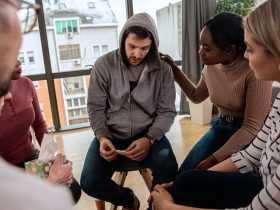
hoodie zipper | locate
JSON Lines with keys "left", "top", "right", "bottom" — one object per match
{"left": 128, "top": 93, "right": 132, "bottom": 140}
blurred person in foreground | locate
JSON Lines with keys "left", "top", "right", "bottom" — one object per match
{"left": 0, "top": 0, "right": 74, "bottom": 209}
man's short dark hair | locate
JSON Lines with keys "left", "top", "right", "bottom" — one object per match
{"left": 121, "top": 26, "right": 155, "bottom": 66}
{"left": 123, "top": 26, "right": 151, "bottom": 40}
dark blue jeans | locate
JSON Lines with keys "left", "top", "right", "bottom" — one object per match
{"left": 170, "top": 169, "right": 263, "bottom": 208}
{"left": 179, "top": 117, "right": 243, "bottom": 173}
{"left": 80, "top": 136, "right": 178, "bottom": 208}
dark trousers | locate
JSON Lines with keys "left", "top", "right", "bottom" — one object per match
{"left": 80, "top": 136, "right": 178, "bottom": 208}
{"left": 170, "top": 169, "right": 263, "bottom": 208}
{"left": 179, "top": 117, "right": 243, "bottom": 172}
{"left": 16, "top": 148, "right": 81, "bottom": 204}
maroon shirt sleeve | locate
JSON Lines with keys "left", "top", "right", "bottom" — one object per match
{"left": 28, "top": 79, "right": 48, "bottom": 145}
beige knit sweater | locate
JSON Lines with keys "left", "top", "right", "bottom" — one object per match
{"left": 173, "top": 56, "right": 272, "bottom": 161}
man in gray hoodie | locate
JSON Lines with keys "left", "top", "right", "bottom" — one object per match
{"left": 81, "top": 13, "right": 178, "bottom": 209}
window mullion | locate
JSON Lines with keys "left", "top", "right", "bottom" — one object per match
{"left": 35, "top": 0, "right": 61, "bottom": 130}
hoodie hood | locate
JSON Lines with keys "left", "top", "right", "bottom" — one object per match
{"left": 118, "top": 13, "right": 160, "bottom": 67}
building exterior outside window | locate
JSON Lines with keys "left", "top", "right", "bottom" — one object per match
{"left": 19, "top": 0, "right": 119, "bottom": 128}
{"left": 133, "top": 0, "right": 182, "bottom": 111}
{"left": 55, "top": 20, "right": 78, "bottom": 34}
{"left": 58, "top": 3, "right": 66, "bottom": 10}
{"left": 27, "top": 51, "right": 35, "bottom": 64}
{"left": 19, "top": 51, "right": 36, "bottom": 65}
{"left": 93, "top": 46, "right": 100, "bottom": 59}
{"left": 32, "top": 81, "right": 40, "bottom": 89}
{"left": 102, "top": 45, "right": 109, "bottom": 54}
{"left": 62, "top": 76, "right": 88, "bottom": 125}
{"left": 59, "top": 44, "right": 81, "bottom": 61}
{"left": 93, "top": 44, "right": 109, "bottom": 60}
{"left": 19, "top": 52, "right": 25, "bottom": 64}
{"left": 157, "top": 1, "right": 182, "bottom": 61}
{"left": 87, "top": 2, "right": 95, "bottom": 8}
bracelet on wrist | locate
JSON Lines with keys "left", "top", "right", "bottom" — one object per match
{"left": 144, "top": 134, "right": 155, "bottom": 145}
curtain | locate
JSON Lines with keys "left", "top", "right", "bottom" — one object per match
{"left": 179, "top": 0, "right": 216, "bottom": 114}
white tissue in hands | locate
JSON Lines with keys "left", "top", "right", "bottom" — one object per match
{"left": 38, "top": 133, "right": 58, "bottom": 161}
{"left": 116, "top": 150, "right": 125, "bottom": 155}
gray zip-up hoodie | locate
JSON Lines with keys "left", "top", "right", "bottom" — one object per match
{"left": 87, "top": 13, "right": 176, "bottom": 141}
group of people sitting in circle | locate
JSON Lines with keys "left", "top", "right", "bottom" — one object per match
{"left": 1, "top": 0, "right": 280, "bottom": 210}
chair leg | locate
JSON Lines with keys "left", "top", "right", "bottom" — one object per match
{"left": 110, "top": 203, "right": 118, "bottom": 210}
{"left": 114, "top": 171, "right": 128, "bottom": 186}
{"left": 110, "top": 171, "right": 128, "bottom": 210}
{"left": 140, "top": 168, "right": 152, "bottom": 191}
{"left": 95, "top": 200, "right": 105, "bottom": 210}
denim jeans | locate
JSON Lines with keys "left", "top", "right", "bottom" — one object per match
{"left": 170, "top": 169, "right": 263, "bottom": 208}
{"left": 179, "top": 117, "right": 243, "bottom": 173}
{"left": 80, "top": 136, "right": 178, "bottom": 208}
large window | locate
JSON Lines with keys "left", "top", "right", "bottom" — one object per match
{"left": 42, "top": 1, "right": 121, "bottom": 73}
{"left": 33, "top": 80, "right": 54, "bottom": 128}
{"left": 21, "top": 0, "right": 181, "bottom": 131}
{"left": 20, "top": 31, "right": 44, "bottom": 75}
{"left": 55, "top": 76, "right": 89, "bottom": 128}
{"left": 62, "top": 76, "right": 88, "bottom": 126}
{"left": 133, "top": 0, "right": 182, "bottom": 60}
{"left": 133, "top": 0, "right": 182, "bottom": 110}
{"left": 63, "top": 77, "right": 85, "bottom": 95}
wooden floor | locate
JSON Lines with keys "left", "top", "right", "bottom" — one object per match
{"left": 54, "top": 115, "right": 210, "bottom": 210}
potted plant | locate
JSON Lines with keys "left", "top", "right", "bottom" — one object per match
{"left": 215, "top": 0, "right": 254, "bottom": 16}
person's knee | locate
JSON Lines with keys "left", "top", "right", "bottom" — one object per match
{"left": 80, "top": 138, "right": 101, "bottom": 196}
{"left": 173, "top": 170, "right": 203, "bottom": 192}
{"left": 170, "top": 170, "right": 200, "bottom": 201}
{"left": 152, "top": 148, "right": 178, "bottom": 181}
{"left": 165, "top": 155, "right": 178, "bottom": 174}
{"left": 80, "top": 170, "right": 101, "bottom": 197}
{"left": 178, "top": 153, "right": 199, "bottom": 172}
{"left": 159, "top": 148, "right": 178, "bottom": 171}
